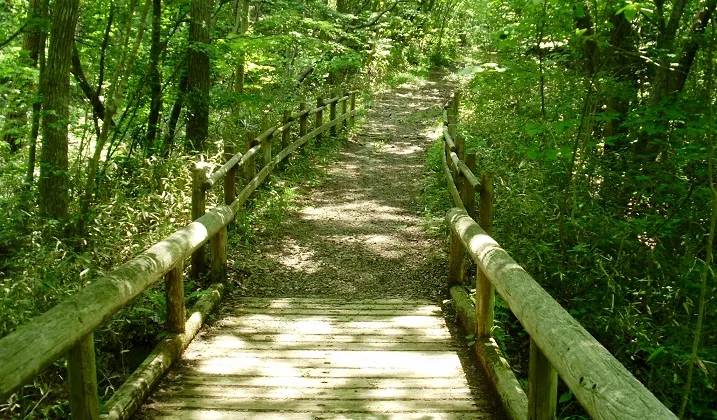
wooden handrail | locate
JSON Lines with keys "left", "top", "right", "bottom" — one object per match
{"left": 449, "top": 151, "right": 481, "bottom": 189}
{"left": 203, "top": 92, "right": 354, "bottom": 191}
{"left": 443, "top": 126, "right": 456, "bottom": 152}
{"left": 439, "top": 90, "right": 675, "bottom": 419}
{"left": 446, "top": 208, "right": 677, "bottom": 420}
{"left": 0, "top": 204, "right": 234, "bottom": 401}
{"left": 0, "top": 89, "right": 360, "bottom": 418}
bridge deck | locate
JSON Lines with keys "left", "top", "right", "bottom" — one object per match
{"left": 139, "top": 297, "right": 496, "bottom": 419}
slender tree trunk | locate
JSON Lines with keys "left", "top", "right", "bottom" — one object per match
{"left": 3, "top": 0, "right": 44, "bottom": 153}
{"left": 186, "top": 0, "right": 212, "bottom": 153}
{"left": 236, "top": 0, "right": 249, "bottom": 95}
{"left": 146, "top": 0, "right": 163, "bottom": 154}
{"left": 678, "top": 20, "right": 715, "bottom": 419}
{"left": 79, "top": 0, "right": 150, "bottom": 229}
{"left": 162, "top": 70, "right": 188, "bottom": 156}
{"left": 38, "top": 0, "right": 80, "bottom": 219}
{"left": 25, "top": 0, "right": 48, "bottom": 187}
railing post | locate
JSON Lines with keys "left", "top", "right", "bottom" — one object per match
{"left": 455, "top": 131, "right": 465, "bottom": 163}
{"left": 316, "top": 96, "right": 324, "bottom": 141}
{"left": 476, "top": 171, "right": 494, "bottom": 338}
{"left": 210, "top": 225, "right": 227, "bottom": 283}
{"left": 191, "top": 162, "right": 209, "bottom": 279}
{"left": 224, "top": 142, "right": 236, "bottom": 206}
{"left": 349, "top": 92, "right": 356, "bottom": 124}
{"left": 462, "top": 152, "right": 477, "bottom": 219}
{"left": 449, "top": 229, "right": 464, "bottom": 286}
{"left": 453, "top": 90, "right": 460, "bottom": 124}
{"left": 330, "top": 95, "right": 337, "bottom": 137}
{"left": 261, "top": 114, "right": 272, "bottom": 168}
{"left": 244, "top": 131, "right": 256, "bottom": 183}
{"left": 282, "top": 108, "right": 291, "bottom": 150}
{"left": 67, "top": 333, "right": 100, "bottom": 420}
{"left": 165, "top": 261, "right": 185, "bottom": 333}
{"left": 342, "top": 91, "right": 348, "bottom": 128}
{"left": 529, "top": 338, "right": 558, "bottom": 420}
{"left": 299, "top": 102, "right": 308, "bottom": 138}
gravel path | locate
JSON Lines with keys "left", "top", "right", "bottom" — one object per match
{"left": 229, "top": 75, "right": 452, "bottom": 300}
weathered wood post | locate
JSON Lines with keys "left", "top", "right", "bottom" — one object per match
{"left": 316, "top": 96, "right": 324, "bottom": 141}
{"left": 476, "top": 172, "right": 494, "bottom": 338}
{"left": 349, "top": 92, "right": 356, "bottom": 124}
{"left": 224, "top": 142, "right": 236, "bottom": 206}
{"left": 67, "top": 334, "right": 100, "bottom": 419}
{"left": 165, "top": 261, "right": 185, "bottom": 334}
{"left": 529, "top": 338, "right": 558, "bottom": 420}
{"left": 299, "top": 102, "right": 308, "bottom": 138}
{"left": 453, "top": 90, "right": 460, "bottom": 123}
{"left": 282, "top": 108, "right": 291, "bottom": 150}
{"left": 244, "top": 131, "right": 256, "bottom": 183}
{"left": 447, "top": 107, "right": 459, "bottom": 181}
{"left": 448, "top": 215, "right": 465, "bottom": 286}
{"left": 342, "top": 91, "right": 349, "bottom": 128}
{"left": 462, "top": 152, "right": 477, "bottom": 219}
{"left": 261, "top": 114, "right": 272, "bottom": 168}
{"left": 191, "top": 162, "right": 209, "bottom": 279}
{"left": 210, "top": 226, "right": 227, "bottom": 283}
{"left": 329, "top": 96, "right": 337, "bottom": 137}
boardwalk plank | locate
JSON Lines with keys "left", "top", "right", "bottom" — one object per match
{"left": 138, "top": 298, "right": 496, "bottom": 419}
{"left": 146, "top": 410, "right": 492, "bottom": 419}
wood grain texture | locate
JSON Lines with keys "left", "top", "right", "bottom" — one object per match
{"left": 67, "top": 333, "right": 100, "bottom": 420}
{"left": 447, "top": 208, "right": 677, "bottom": 420}
{"left": 0, "top": 206, "right": 233, "bottom": 401}
{"left": 450, "top": 285, "right": 528, "bottom": 420}
{"left": 139, "top": 298, "right": 500, "bottom": 419}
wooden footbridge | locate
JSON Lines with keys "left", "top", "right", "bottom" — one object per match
{"left": 0, "top": 91, "right": 677, "bottom": 419}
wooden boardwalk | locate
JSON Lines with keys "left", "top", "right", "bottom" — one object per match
{"left": 139, "top": 298, "right": 497, "bottom": 419}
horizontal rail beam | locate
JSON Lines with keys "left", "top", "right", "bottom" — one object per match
{"left": 445, "top": 208, "right": 677, "bottom": 420}
{"left": 203, "top": 144, "right": 261, "bottom": 190}
{"left": 0, "top": 95, "right": 360, "bottom": 405}
{"left": 449, "top": 151, "right": 481, "bottom": 190}
{"left": 443, "top": 126, "right": 456, "bottom": 152}
{"left": 441, "top": 140, "right": 466, "bottom": 211}
{"left": 0, "top": 205, "right": 234, "bottom": 401}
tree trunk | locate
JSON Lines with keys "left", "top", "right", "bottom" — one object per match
{"left": 2, "top": 0, "right": 44, "bottom": 153}
{"left": 162, "top": 70, "right": 188, "bottom": 156}
{"left": 39, "top": 0, "right": 80, "bottom": 219}
{"left": 186, "top": 0, "right": 212, "bottom": 153}
{"left": 146, "top": 0, "right": 163, "bottom": 154}
{"left": 25, "top": 0, "right": 48, "bottom": 187}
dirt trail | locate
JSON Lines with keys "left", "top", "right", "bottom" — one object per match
{"left": 230, "top": 75, "right": 451, "bottom": 300}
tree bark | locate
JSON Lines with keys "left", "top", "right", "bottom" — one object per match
{"left": 38, "top": 0, "right": 80, "bottom": 219}
{"left": 25, "top": 0, "right": 48, "bottom": 187}
{"left": 162, "top": 70, "right": 188, "bottom": 156}
{"left": 146, "top": 0, "right": 163, "bottom": 154}
{"left": 2, "top": 0, "right": 44, "bottom": 153}
{"left": 186, "top": 0, "right": 212, "bottom": 153}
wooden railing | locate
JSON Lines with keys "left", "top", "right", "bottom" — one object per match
{"left": 0, "top": 91, "right": 358, "bottom": 420}
{"left": 440, "top": 92, "right": 677, "bottom": 420}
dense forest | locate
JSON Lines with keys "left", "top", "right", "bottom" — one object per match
{"left": 0, "top": 0, "right": 714, "bottom": 418}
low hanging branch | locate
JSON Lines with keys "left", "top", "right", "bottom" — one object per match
{"left": 0, "top": 21, "right": 29, "bottom": 49}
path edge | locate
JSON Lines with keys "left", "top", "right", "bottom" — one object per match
{"left": 450, "top": 285, "right": 528, "bottom": 420}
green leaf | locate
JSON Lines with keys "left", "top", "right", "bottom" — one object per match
{"left": 544, "top": 148, "right": 559, "bottom": 160}
{"left": 647, "top": 346, "right": 665, "bottom": 362}
{"left": 526, "top": 147, "right": 539, "bottom": 160}
{"left": 559, "top": 390, "right": 573, "bottom": 403}
{"left": 525, "top": 123, "right": 543, "bottom": 137}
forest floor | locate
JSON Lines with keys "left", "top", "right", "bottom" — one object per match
{"left": 229, "top": 74, "right": 452, "bottom": 300}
